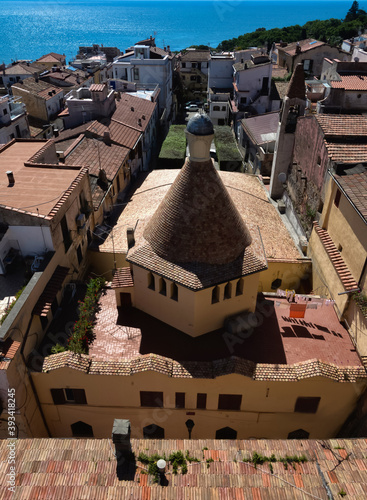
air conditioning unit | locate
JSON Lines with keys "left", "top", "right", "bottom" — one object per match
{"left": 76, "top": 213, "right": 86, "bottom": 227}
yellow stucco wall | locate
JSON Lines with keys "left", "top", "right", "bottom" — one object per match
{"left": 32, "top": 368, "right": 366, "bottom": 439}
{"left": 132, "top": 265, "right": 259, "bottom": 337}
{"left": 258, "top": 260, "right": 312, "bottom": 293}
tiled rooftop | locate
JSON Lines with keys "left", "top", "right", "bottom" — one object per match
{"left": 280, "top": 39, "right": 325, "bottom": 56}
{"left": 181, "top": 50, "right": 210, "bottom": 62}
{"left": 41, "top": 288, "right": 365, "bottom": 378}
{"left": 335, "top": 171, "right": 367, "bottom": 221}
{"left": 100, "top": 170, "right": 302, "bottom": 262}
{"left": 0, "top": 338, "right": 20, "bottom": 370}
{"left": 2, "top": 437, "right": 367, "bottom": 499}
{"left": 0, "top": 140, "right": 87, "bottom": 218}
{"left": 315, "top": 114, "right": 367, "bottom": 137}
{"left": 36, "top": 52, "right": 65, "bottom": 63}
{"left": 87, "top": 119, "right": 141, "bottom": 150}
{"left": 241, "top": 112, "right": 279, "bottom": 145}
{"left": 65, "top": 136, "right": 130, "bottom": 180}
{"left": 331, "top": 74, "right": 367, "bottom": 90}
{"left": 324, "top": 142, "right": 367, "bottom": 163}
{"left": 112, "top": 94, "right": 156, "bottom": 132}
{"left": 12, "top": 77, "right": 63, "bottom": 101}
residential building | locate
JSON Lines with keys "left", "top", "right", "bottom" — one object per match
{"left": 0, "top": 62, "right": 44, "bottom": 94}
{"left": 0, "top": 138, "right": 94, "bottom": 437}
{"left": 239, "top": 111, "right": 278, "bottom": 176}
{"left": 318, "top": 59, "right": 367, "bottom": 113}
{"left": 112, "top": 44, "right": 174, "bottom": 126}
{"left": 277, "top": 39, "right": 347, "bottom": 77}
{"left": 63, "top": 83, "right": 116, "bottom": 128}
{"left": 35, "top": 52, "right": 66, "bottom": 70}
{"left": 178, "top": 49, "right": 210, "bottom": 94}
{"left": 342, "top": 33, "right": 367, "bottom": 54}
{"left": 0, "top": 95, "right": 30, "bottom": 145}
{"left": 207, "top": 89, "right": 231, "bottom": 125}
{"left": 1, "top": 436, "right": 367, "bottom": 498}
{"left": 232, "top": 55, "right": 278, "bottom": 117}
{"left": 11, "top": 77, "right": 64, "bottom": 122}
{"left": 39, "top": 67, "right": 92, "bottom": 90}
{"left": 76, "top": 44, "right": 121, "bottom": 63}
{"left": 207, "top": 53, "right": 235, "bottom": 90}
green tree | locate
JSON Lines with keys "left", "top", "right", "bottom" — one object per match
{"left": 345, "top": 1, "right": 360, "bottom": 21}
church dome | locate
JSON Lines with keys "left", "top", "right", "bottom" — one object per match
{"left": 186, "top": 113, "right": 214, "bottom": 136}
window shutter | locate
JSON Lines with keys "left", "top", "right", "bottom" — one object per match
{"left": 73, "top": 389, "right": 87, "bottom": 405}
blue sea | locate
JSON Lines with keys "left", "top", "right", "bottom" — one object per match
{"left": 1, "top": 0, "right": 366, "bottom": 65}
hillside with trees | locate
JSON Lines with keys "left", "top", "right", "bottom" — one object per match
{"left": 217, "top": 2, "right": 367, "bottom": 52}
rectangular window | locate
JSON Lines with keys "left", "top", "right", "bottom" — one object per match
{"left": 60, "top": 215, "right": 71, "bottom": 253}
{"left": 140, "top": 391, "right": 163, "bottom": 407}
{"left": 294, "top": 397, "right": 320, "bottom": 413}
{"left": 175, "top": 393, "right": 185, "bottom": 409}
{"left": 334, "top": 189, "right": 341, "bottom": 208}
{"left": 197, "top": 393, "right": 207, "bottom": 409}
{"left": 133, "top": 68, "right": 139, "bottom": 81}
{"left": 51, "top": 388, "right": 87, "bottom": 405}
{"left": 218, "top": 394, "right": 242, "bottom": 410}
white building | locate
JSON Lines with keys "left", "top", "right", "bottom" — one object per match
{"left": 208, "top": 90, "right": 230, "bottom": 126}
{"left": 207, "top": 53, "right": 235, "bottom": 90}
{"left": 232, "top": 55, "right": 276, "bottom": 115}
{"left": 112, "top": 45, "right": 174, "bottom": 126}
{"left": 0, "top": 95, "right": 29, "bottom": 145}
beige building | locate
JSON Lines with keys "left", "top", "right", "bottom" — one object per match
{"left": 27, "top": 115, "right": 366, "bottom": 441}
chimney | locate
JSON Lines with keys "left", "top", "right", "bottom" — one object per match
{"left": 112, "top": 419, "right": 134, "bottom": 476}
{"left": 126, "top": 227, "right": 135, "bottom": 249}
{"left": 131, "top": 106, "right": 134, "bottom": 112}
{"left": 167, "top": 45, "right": 170, "bottom": 53}
{"left": 103, "top": 131, "right": 111, "bottom": 145}
{"left": 138, "top": 118, "right": 142, "bottom": 127}
{"left": 6, "top": 171, "right": 15, "bottom": 186}
{"left": 34, "top": 72, "right": 39, "bottom": 83}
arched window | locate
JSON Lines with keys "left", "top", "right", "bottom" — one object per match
{"left": 148, "top": 272, "right": 155, "bottom": 290}
{"left": 224, "top": 282, "right": 232, "bottom": 300}
{"left": 71, "top": 421, "right": 93, "bottom": 437}
{"left": 236, "top": 278, "right": 244, "bottom": 296}
{"left": 287, "top": 429, "right": 309, "bottom": 439}
{"left": 143, "top": 424, "right": 165, "bottom": 439}
{"left": 216, "top": 427, "right": 237, "bottom": 439}
{"left": 211, "top": 285, "right": 220, "bottom": 304}
{"left": 159, "top": 278, "right": 167, "bottom": 296}
{"left": 171, "top": 283, "right": 178, "bottom": 301}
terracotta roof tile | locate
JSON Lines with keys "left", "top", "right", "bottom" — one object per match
{"left": 313, "top": 223, "right": 359, "bottom": 290}
{"left": 324, "top": 142, "right": 367, "bottom": 163}
{"left": 335, "top": 172, "right": 367, "bottom": 221}
{"left": 331, "top": 74, "right": 367, "bottom": 90}
{"left": 0, "top": 338, "right": 21, "bottom": 360}
{"left": 89, "top": 84, "right": 105, "bottom": 92}
{"left": 12, "top": 77, "right": 63, "bottom": 101}
{"left": 280, "top": 39, "right": 325, "bottom": 56}
{"left": 65, "top": 137, "right": 129, "bottom": 181}
{"left": 87, "top": 119, "right": 141, "bottom": 150}
{"left": 33, "top": 266, "right": 69, "bottom": 316}
{"left": 315, "top": 114, "right": 367, "bottom": 137}
{"left": 111, "top": 267, "right": 134, "bottom": 288}
{"left": 2, "top": 437, "right": 367, "bottom": 498}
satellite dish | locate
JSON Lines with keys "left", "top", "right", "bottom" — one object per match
{"left": 278, "top": 172, "right": 287, "bottom": 183}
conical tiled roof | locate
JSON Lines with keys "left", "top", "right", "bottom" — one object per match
{"left": 143, "top": 158, "right": 252, "bottom": 265}
{"left": 286, "top": 63, "right": 306, "bottom": 100}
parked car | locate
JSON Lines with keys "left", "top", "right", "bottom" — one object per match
{"left": 185, "top": 104, "right": 199, "bottom": 111}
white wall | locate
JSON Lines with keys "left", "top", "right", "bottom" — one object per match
{"left": 7, "top": 226, "right": 54, "bottom": 256}
{"left": 208, "top": 57, "right": 235, "bottom": 89}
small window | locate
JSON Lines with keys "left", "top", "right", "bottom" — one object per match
{"left": 171, "top": 283, "right": 178, "bottom": 301}
{"left": 338, "top": 244, "right": 342, "bottom": 253}
{"left": 159, "top": 278, "right": 167, "bottom": 296}
{"left": 334, "top": 189, "right": 341, "bottom": 208}
{"left": 192, "top": 63, "right": 197, "bottom": 69}
{"left": 271, "top": 278, "right": 282, "bottom": 290}
{"left": 143, "top": 424, "right": 165, "bottom": 439}
{"left": 140, "top": 391, "right": 163, "bottom": 407}
{"left": 71, "top": 421, "right": 93, "bottom": 437}
{"left": 236, "top": 278, "right": 244, "bottom": 296}
{"left": 148, "top": 272, "right": 155, "bottom": 291}
{"left": 197, "top": 393, "right": 207, "bottom": 409}
{"left": 216, "top": 427, "right": 237, "bottom": 439}
{"left": 288, "top": 428, "right": 310, "bottom": 439}
{"left": 213, "top": 105, "right": 220, "bottom": 111}
{"left": 181, "top": 62, "right": 186, "bottom": 68}
{"left": 294, "top": 397, "right": 320, "bottom": 413}
{"left": 224, "top": 282, "right": 232, "bottom": 300}
{"left": 77, "top": 245, "right": 83, "bottom": 265}
{"left": 218, "top": 394, "right": 242, "bottom": 411}
{"left": 3, "top": 109, "right": 8, "bottom": 116}
{"left": 175, "top": 392, "right": 185, "bottom": 408}
{"left": 211, "top": 285, "right": 220, "bottom": 304}
{"left": 51, "top": 389, "right": 87, "bottom": 405}
{"left": 221, "top": 106, "right": 226, "bottom": 111}
{"left": 133, "top": 67, "right": 139, "bottom": 81}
